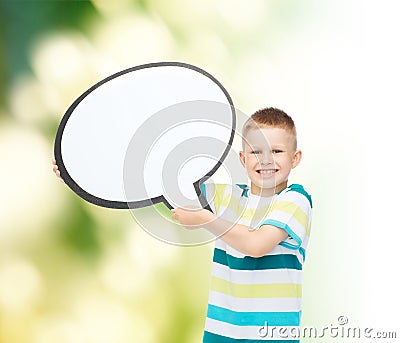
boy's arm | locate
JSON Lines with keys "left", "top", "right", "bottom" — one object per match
{"left": 171, "top": 208, "right": 288, "bottom": 258}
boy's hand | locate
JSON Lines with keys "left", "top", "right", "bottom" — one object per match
{"left": 171, "top": 207, "right": 215, "bottom": 229}
{"left": 52, "top": 159, "right": 65, "bottom": 183}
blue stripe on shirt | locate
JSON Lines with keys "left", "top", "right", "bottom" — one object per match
{"left": 203, "top": 331, "right": 300, "bottom": 343}
{"left": 207, "top": 304, "right": 301, "bottom": 327}
{"left": 213, "top": 248, "right": 302, "bottom": 270}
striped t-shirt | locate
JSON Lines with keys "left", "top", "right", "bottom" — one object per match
{"left": 200, "top": 183, "right": 312, "bottom": 342}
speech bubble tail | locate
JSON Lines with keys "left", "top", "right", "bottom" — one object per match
{"left": 193, "top": 181, "right": 214, "bottom": 213}
{"left": 161, "top": 198, "right": 174, "bottom": 210}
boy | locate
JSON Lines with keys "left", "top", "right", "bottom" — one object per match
{"left": 172, "top": 107, "right": 312, "bottom": 342}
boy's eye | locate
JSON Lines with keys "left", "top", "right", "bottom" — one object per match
{"left": 251, "top": 150, "right": 262, "bottom": 154}
{"left": 272, "top": 149, "right": 283, "bottom": 154}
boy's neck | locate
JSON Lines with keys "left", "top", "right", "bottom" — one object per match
{"left": 250, "top": 181, "right": 288, "bottom": 197}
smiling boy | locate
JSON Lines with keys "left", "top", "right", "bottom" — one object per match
{"left": 172, "top": 107, "right": 312, "bottom": 342}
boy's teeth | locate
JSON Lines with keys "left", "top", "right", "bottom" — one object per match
{"left": 259, "top": 170, "right": 276, "bottom": 174}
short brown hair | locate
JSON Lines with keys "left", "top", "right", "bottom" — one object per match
{"left": 242, "top": 107, "right": 297, "bottom": 149}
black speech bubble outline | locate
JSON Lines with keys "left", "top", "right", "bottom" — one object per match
{"left": 54, "top": 61, "right": 236, "bottom": 209}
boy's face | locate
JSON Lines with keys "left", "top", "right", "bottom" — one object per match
{"left": 239, "top": 126, "right": 301, "bottom": 196}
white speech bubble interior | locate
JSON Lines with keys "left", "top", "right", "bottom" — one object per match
{"left": 55, "top": 62, "right": 235, "bottom": 208}
{"left": 143, "top": 121, "right": 232, "bottom": 199}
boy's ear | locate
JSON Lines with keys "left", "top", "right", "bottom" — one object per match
{"left": 239, "top": 151, "right": 246, "bottom": 167}
{"left": 291, "top": 150, "right": 302, "bottom": 169}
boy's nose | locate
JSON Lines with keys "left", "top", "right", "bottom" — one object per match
{"left": 258, "top": 152, "right": 274, "bottom": 165}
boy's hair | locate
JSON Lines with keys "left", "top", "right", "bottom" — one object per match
{"left": 242, "top": 107, "right": 297, "bottom": 150}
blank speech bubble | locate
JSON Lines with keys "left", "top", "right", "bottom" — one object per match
{"left": 54, "top": 62, "right": 236, "bottom": 210}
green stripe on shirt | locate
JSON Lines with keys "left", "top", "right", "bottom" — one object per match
{"left": 211, "top": 276, "right": 302, "bottom": 298}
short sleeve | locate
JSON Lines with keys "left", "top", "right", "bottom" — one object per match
{"left": 200, "top": 183, "right": 230, "bottom": 215}
{"left": 200, "top": 183, "right": 232, "bottom": 214}
{"left": 260, "top": 187, "right": 312, "bottom": 252}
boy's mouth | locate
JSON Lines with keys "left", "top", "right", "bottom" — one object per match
{"left": 256, "top": 169, "right": 278, "bottom": 175}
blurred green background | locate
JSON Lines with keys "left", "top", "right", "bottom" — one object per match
{"left": 1, "top": 1, "right": 399, "bottom": 342}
